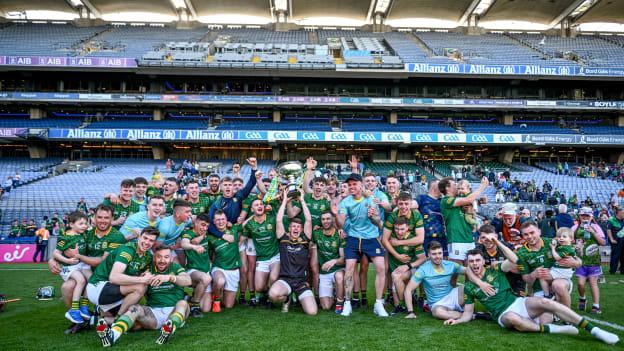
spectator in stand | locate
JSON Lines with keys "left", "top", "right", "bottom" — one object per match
{"left": 543, "top": 181, "right": 553, "bottom": 193}
{"left": 564, "top": 162, "right": 569, "bottom": 175}
{"left": 9, "top": 219, "right": 22, "bottom": 238}
{"left": 25, "top": 219, "right": 37, "bottom": 236}
{"left": 519, "top": 208, "right": 533, "bottom": 224}
{"left": 617, "top": 188, "right": 624, "bottom": 205}
{"left": 568, "top": 193, "right": 579, "bottom": 208}
{"left": 556, "top": 204, "right": 575, "bottom": 229}
{"left": 77, "top": 197, "right": 88, "bottom": 213}
{"left": 3, "top": 176, "right": 13, "bottom": 193}
{"left": 33, "top": 225, "right": 50, "bottom": 262}
{"left": 492, "top": 203, "right": 523, "bottom": 248}
{"left": 539, "top": 210, "right": 557, "bottom": 239}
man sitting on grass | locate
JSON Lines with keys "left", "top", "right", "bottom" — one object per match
{"left": 96, "top": 245, "right": 192, "bottom": 346}
{"left": 444, "top": 238, "right": 619, "bottom": 345}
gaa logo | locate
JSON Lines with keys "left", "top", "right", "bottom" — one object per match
{"left": 387, "top": 133, "right": 404, "bottom": 141}
{"left": 302, "top": 132, "right": 320, "bottom": 140}
{"left": 163, "top": 130, "right": 176, "bottom": 140}
{"left": 330, "top": 133, "right": 347, "bottom": 141}
{"left": 412, "top": 134, "right": 433, "bottom": 142}
{"left": 503, "top": 65, "right": 515, "bottom": 74}
{"left": 273, "top": 132, "right": 291, "bottom": 139}
{"left": 103, "top": 129, "right": 116, "bottom": 139}
{"left": 558, "top": 66, "right": 570, "bottom": 76}
{"left": 470, "top": 134, "right": 490, "bottom": 143}
{"left": 499, "top": 135, "right": 516, "bottom": 142}
{"left": 245, "top": 132, "right": 263, "bottom": 139}
{"left": 443, "top": 134, "right": 460, "bottom": 142}
{"left": 359, "top": 133, "right": 377, "bottom": 141}
{"left": 448, "top": 65, "right": 460, "bottom": 73}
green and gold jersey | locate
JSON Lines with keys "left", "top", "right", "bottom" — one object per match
{"left": 209, "top": 226, "right": 241, "bottom": 270}
{"left": 88, "top": 242, "right": 152, "bottom": 284}
{"left": 102, "top": 198, "right": 141, "bottom": 226}
{"left": 384, "top": 209, "right": 425, "bottom": 233}
{"left": 164, "top": 197, "right": 176, "bottom": 216}
{"left": 84, "top": 227, "right": 126, "bottom": 258}
{"left": 243, "top": 215, "right": 279, "bottom": 260}
{"left": 204, "top": 191, "right": 222, "bottom": 208}
{"left": 56, "top": 232, "right": 87, "bottom": 266}
{"left": 515, "top": 238, "right": 553, "bottom": 292}
{"left": 464, "top": 263, "right": 517, "bottom": 320}
{"left": 387, "top": 227, "right": 424, "bottom": 272}
{"left": 189, "top": 194, "right": 212, "bottom": 216}
{"left": 10, "top": 225, "right": 21, "bottom": 236}
{"left": 440, "top": 196, "right": 473, "bottom": 243}
{"left": 146, "top": 186, "right": 162, "bottom": 198}
{"left": 573, "top": 227, "right": 600, "bottom": 266}
{"left": 292, "top": 193, "right": 331, "bottom": 229}
{"left": 182, "top": 229, "right": 211, "bottom": 272}
{"left": 146, "top": 263, "right": 186, "bottom": 308}
{"left": 312, "top": 229, "right": 345, "bottom": 274}
{"left": 553, "top": 244, "right": 576, "bottom": 268}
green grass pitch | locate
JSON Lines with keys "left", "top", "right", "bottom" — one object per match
{"left": 0, "top": 263, "right": 623, "bottom": 350}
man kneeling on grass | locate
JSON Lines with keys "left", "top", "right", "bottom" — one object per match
{"left": 444, "top": 237, "right": 619, "bottom": 345}
{"left": 96, "top": 245, "right": 192, "bottom": 346}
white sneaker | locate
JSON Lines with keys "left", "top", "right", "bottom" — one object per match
{"left": 341, "top": 301, "right": 352, "bottom": 317}
{"left": 591, "top": 327, "right": 620, "bottom": 345}
{"left": 373, "top": 302, "right": 389, "bottom": 317}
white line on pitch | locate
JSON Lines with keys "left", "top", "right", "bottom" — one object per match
{"left": 583, "top": 316, "right": 624, "bottom": 332}
{"left": 0, "top": 268, "right": 48, "bottom": 271}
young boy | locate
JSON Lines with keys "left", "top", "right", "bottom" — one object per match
{"left": 53, "top": 211, "right": 92, "bottom": 323}
{"left": 540, "top": 227, "right": 576, "bottom": 299}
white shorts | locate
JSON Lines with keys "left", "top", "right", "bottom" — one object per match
{"left": 550, "top": 267, "right": 574, "bottom": 280}
{"left": 147, "top": 306, "right": 174, "bottom": 329}
{"left": 319, "top": 271, "right": 343, "bottom": 298}
{"left": 431, "top": 287, "right": 463, "bottom": 313}
{"left": 208, "top": 267, "right": 240, "bottom": 292}
{"left": 498, "top": 297, "right": 538, "bottom": 327}
{"left": 256, "top": 254, "right": 280, "bottom": 273}
{"left": 238, "top": 241, "right": 246, "bottom": 253}
{"left": 245, "top": 238, "right": 256, "bottom": 256}
{"left": 86, "top": 281, "right": 123, "bottom": 312}
{"left": 448, "top": 242, "right": 476, "bottom": 261}
{"left": 534, "top": 276, "right": 573, "bottom": 297}
{"left": 60, "top": 262, "right": 91, "bottom": 282}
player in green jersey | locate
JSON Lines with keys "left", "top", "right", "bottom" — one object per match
{"left": 445, "top": 244, "right": 619, "bottom": 345}
{"left": 132, "top": 177, "right": 149, "bottom": 212}
{"left": 86, "top": 227, "right": 159, "bottom": 321}
{"left": 181, "top": 213, "right": 213, "bottom": 317}
{"left": 383, "top": 216, "right": 426, "bottom": 314}
{"left": 243, "top": 198, "right": 280, "bottom": 307}
{"left": 102, "top": 179, "right": 140, "bottom": 229}
{"left": 202, "top": 173, "right": 222, "bottom": 206}
{"left": 292, "top": 173, "right": 331, "bottom": 296}
{"left": 438, "top": 176, "right": 489, "bottom": 263}
{"left": 208, "top": 210, "right": 243, "bottom": 311}
{"left": 185, "top": 180, "right": 211, "bottom": 217}
{"left": 516, "top": 221, "right": 581, "bottom": 308}
{"left": 162, "top": 177, "right": 179, "bottom": 215}
{"left": 96, "top": 245, "right": 192, "bottom": 347}
{"left": 313, "top": 211, "right": 346, "bottom": 313}
{"left": 53, "top": 211, "right": 91, "bottom": 324}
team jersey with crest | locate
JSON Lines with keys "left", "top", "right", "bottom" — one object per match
{"left": 464, "top": 263, "right": 518, "bottom": 320}
{"left": 312, "top": 229, "right": 345, "bottom": 274}
{"left": 209, "top": 226, "right": 241, "bottom": 270}
{"left": 84, "top": 227, "right": 126, "bottom": 257}
{"left": 440, "top": 196, "right": 473, "bottom": 243}
{"left": 56, "top": 232, "right": 87, "bottom": 266}
{"left": 279, "top": 235, "right": 310, "bottom": 279}
{"left": 243, "top": 215, "right": 279, "bottom": 260}
{"left": 146, "top": 263, "right": 186, "bottom": 308}
{"left": 88, "top": 242, "right": 153, "bottom": 284}
{"left": 182, "top": 229, "right": 211, "bottom": 272}
{"left": 388, "top": 228, "right": 424, "bottom": 272}
{"left": 189, "top": 194, "right": 212, "bottom": 216}
{"left": 291, "top": 193, "right": 331, "bottom": 228}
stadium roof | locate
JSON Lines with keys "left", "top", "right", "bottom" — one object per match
{"left": 0, "top": 0, "right": 623, "bottom": 30}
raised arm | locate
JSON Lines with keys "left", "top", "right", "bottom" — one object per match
{"left": 237, "top": 157, "right": 258, "bottom": 200}
{"left": 276, "top": 189, "right": 288, "bottom": 239}
{"left": 303, "top": 157, "right": 317, "bottom": 195}
{"left": 452, "top": 177, "right": 489, "bottom": 207}
{"left": 300, "top": 192, "right": 313, "bottom": 240}
{"left": 109, "top": 261, "right": 151, "bottom": 286}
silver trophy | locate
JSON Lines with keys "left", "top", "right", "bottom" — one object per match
{"left": 277, "top": 161, "right": 304, "bottom": 199}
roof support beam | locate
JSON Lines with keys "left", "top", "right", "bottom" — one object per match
{"left": 548, "top": 0, "right": 587, "bottom": 28}
{"left": 79, "top": 0, "right": 101, "bottom": 19}
{"left": 570, "top": 0, "right": 602, "bottom": 24}
{"left": 183, "top": 0, "right": 197, "bottom": 20}
{"left": 366, "top": 0, "right": 378, "bottom": 24}
{"left": 458, "top": 0, "right": 484, "bottom": 26}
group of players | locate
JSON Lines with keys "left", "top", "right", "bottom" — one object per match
{"left": 46, "top": 156, "right": 620, "bottom": 346}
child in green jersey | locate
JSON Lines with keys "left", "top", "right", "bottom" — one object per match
{"left": 540, "top": 228, "right": 576, "bottom": 299}
{"left": 53, "top": 211, "right": 92, "bottom": 324}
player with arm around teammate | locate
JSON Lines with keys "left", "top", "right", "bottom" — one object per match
{"left": 444, "top": 242, "right": 619, "bottom": 345}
